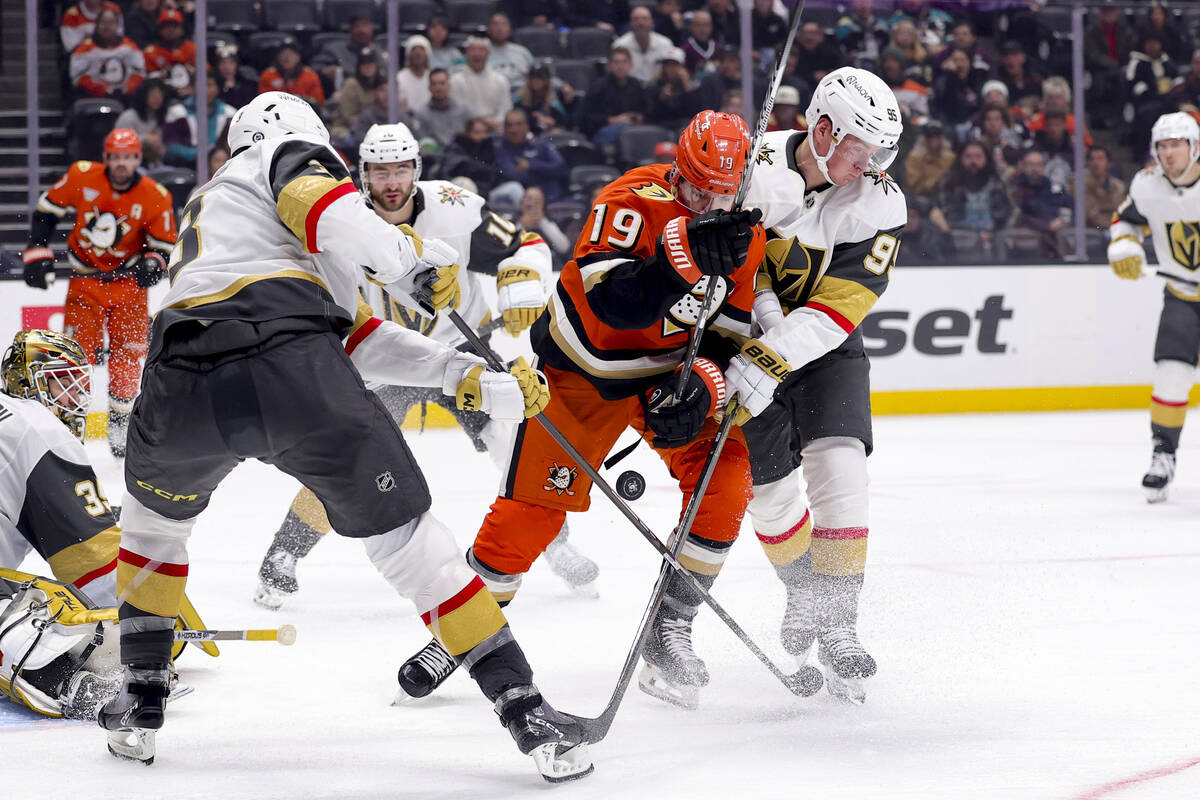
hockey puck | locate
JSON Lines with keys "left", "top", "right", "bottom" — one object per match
{"left": 785, "top": 665, "right": 824, "bottom": 697}
{"left": 616, "top": 470, "right": 646, "bottom": 501}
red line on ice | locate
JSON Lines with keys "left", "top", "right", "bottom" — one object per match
{"left": 1074, "top": 754, "right": 1200, "bottom": 799}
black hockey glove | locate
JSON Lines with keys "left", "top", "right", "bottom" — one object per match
{"left": 659, "top": 208, "right": 764, "bottom": 285}
{"left": 133, "top": 252, "right": 167, "bottom": 288}
{"left": 22, "top": 247, "right": 55, "bottom": 289}
{"left": 641, "top": 357, "right": 726, "bottom": 449}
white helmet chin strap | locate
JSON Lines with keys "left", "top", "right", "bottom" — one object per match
{"left": 806, "top": 125, "right": 841, "bottom": 185}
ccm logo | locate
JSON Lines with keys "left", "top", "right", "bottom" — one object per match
{"left": 663, "top": 219, "right": 696, "bottom": 273}
{"left": 862, "top": 295, "right": 1012, "bottom": 357}
{"left": 135, "top": 480, "right": 199, "bottom": 502}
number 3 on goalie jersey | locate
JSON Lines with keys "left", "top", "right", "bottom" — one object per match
{"left": 75, "top": 479, "right": 112, "bottom": 516}
{"left": 862, "top": 232, "right": 899, "bottom": 275}
{"left": 588, "top": 204, "right": 644, "bottom": 250}
{"left": 168, "top": 193, "right": 205, "bottom": 283}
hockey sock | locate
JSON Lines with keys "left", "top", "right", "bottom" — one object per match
{"left": 117, "top": 608, "right": 175, "bottom": 667}
{"left": 287, "top": 487, "right": 334, "bottom": 537}
{"left": 272, "top": 509, "right": 326, "bottom": 557}
{"left": 465, "top": 634, "right": 534, "bottom": 702}
{"left": 811, "top": 573, "right": 864, "bottom": 630}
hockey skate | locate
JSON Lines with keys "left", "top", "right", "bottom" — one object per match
{"left": 816, "top": 626, "right": 876, "bottom": 705}
{"left": 395, "top": 639, "right": 459, "bottom": 701}
{"left": 62, "top": 670, "right": 121, "bottom": 720}
{"left": 98, "top": 666, "right": 171, "bottom": 764}
{"left": 253, "top": 546, "right": 298, "bottom": 610}
{"left": 637, "top": 610, "right": 709, "bottom": 710}
{"left": 544, "top": 527, "right": 599, "bottom": 598}
{"left": 1143, "top": 448, "right": 1176, "bottom": 503}
{"left": 780, "top": 580, "right": 818, "bottom": 658}
{"left": 494, "top": 685, "right": 593, "bottom": 783}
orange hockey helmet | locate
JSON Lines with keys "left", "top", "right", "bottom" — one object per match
{"left": 104, "top": 128, "right": 142, "bottom": 156}
{"left": 673, "top": 110, "right": 751, "bottom": 196}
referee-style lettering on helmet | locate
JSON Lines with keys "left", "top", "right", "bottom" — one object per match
{"left": 227, "top": 91, "right": 329, "bottom": 156}
{"left": 1151, "top": 111, "right": 1200, "bottom": 170}
{"left": 358, "top": 123, "right": 423, "bottom": 203}
{"left": 805, "top": 66, "right": 903, "bottom": 182}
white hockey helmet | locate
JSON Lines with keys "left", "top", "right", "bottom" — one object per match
{"left": 227, "top": 91, "right": 329, "bottom": 156}
{"left": 357, "top": 123, "right": 422, "bottom": 205}
{"left": 805, "top": 66, "right": 904, "bottom": 184}
{"left": 1151, "top": 111, "right": 1200, "bottom": 171}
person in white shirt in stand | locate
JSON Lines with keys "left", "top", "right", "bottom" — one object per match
{"left": 397, "top": 34, "right": 433, "bottom": 111}
{"left": 613, "top": 5, "right": 677, "bottom": 83}
{"left": 451, "top": 37, "right": 513, "bottom": 131}
{"left": 485, "top": 12, "right": 534, "bottom": 90}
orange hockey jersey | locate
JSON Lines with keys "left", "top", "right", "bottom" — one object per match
{"left": 60, "top": 0, "right": 123, "bottom": 53}
{"left": 36, "top": 161, "right": 177, "bottom": 276}
{"left": 531, "top": 163, "right": 763, "bottom": 399}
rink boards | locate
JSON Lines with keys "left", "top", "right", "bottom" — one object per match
{"left": 0, "top": 264, "right": 1195, "bottom": 437}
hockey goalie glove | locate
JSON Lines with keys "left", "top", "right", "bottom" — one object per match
{"left": 22, "top": 247, "right": 55, "bottom": 289}
{"left": 446, "top": 353, "right": 549, "bottom": 422}
{"left": 133, "top": 251, "right": 167, "bottom": 288}
{"left": 642, "top": 357, "right": 727, "bottom": 449}
{"left": 659, "top": 208, "right": 764, "bottom": 285}
{"left": 726, "top": 339, "right": 791, "bottom": 426}
{"left": 1108, "top": 235, "right": 1145, "bottom": 280}
{"left": 496, "top": 266, "right": 546, "bottom": 336}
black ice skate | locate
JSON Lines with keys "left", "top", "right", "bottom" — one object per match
{"left": 1143, "top": 448, "right": 1176, "bottom": 503}
{"left": 395, "top": 639, "right": 459, "bottom": 701}
{"left": 780, "top": 580, "right": 818, "bottom": 657}
{"left": 98, "top": 666, "right": 171, "bottom": 764}
{"left": 544, "top": 525, "right": 599, "bottom": 598}
{"left": 62, "top": 670, "right": 121, "bottom": 720}
{"left": 108, "top": 410, "right": 129, "bottom": 459}
{"left": 253, "top": 546, "right": 298, "bottom": 610}
{"left": 817, "top": 626, "right": 876, "bottom": 705}
{"left": 637, "top": 610, "right": 709, "bottom": 710}
{"left": 494, "top": 685, "right": 593, "bottom": 783}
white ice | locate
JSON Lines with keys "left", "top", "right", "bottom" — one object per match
{"left": 8, "top": 409, "right": 1200, "bottom": 799}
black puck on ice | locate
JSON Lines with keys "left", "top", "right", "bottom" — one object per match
{"left": 616, "top": 470, "right": 646, "bottom": 501}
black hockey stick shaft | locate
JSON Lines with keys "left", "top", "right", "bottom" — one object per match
{"left": 1155, "top": 269, "right": 1200, "bottom": 288}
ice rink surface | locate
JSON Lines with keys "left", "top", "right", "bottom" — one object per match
{"left": 6, "top": 409, "right": 1200, "bottom": 799}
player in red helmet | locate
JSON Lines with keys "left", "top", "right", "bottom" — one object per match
{"left": 670, "top": 109, "right": 751, "bottom": 212}
{"left": 23, "top": 127, "right": 177, "bottom": 458}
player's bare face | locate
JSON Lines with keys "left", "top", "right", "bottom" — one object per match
{"left": 676, "top": 177, "right": 736, "bottom": 213}
{"left": 368, "top": 162, "right": 416, "bottom": 211}
{"left": 1156, "top": 138, "right": 1194, "bottom": 180}
{"left": 105, "top": 151, "right": 141, "bottom": 189}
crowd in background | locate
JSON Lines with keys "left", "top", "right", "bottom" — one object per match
{"left": 49, "top": 0, "right": 1200, "bottom": 265}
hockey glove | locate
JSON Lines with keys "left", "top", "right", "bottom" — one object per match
{"left": 448, "top": 354, "right": 549, "bottom": 423}
{"left": 725, "top": 339, "right": 791, "bottom": 426}
{"left": 642, "top": 357, "right": 727, "bottom": 449}
{"left": 133, "top": 251, "right": 167, "bottom": 288}
{"left": 496, "top": 266, "right": 546, "bottom": 336}
{"left": 1108, "top": 235, "right": 1145, "bottom": 280}
{"left": 22, "top": 247, "right": 55, "bottom": 289}
{"left": 659, "top": 208, "right": 764, "bottom": 285}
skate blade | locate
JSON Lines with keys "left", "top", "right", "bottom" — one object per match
{"left": 167, "top": 683, "right": 194, "bottom": 704}
{"left": 636, "top": 662, "right": 699, "bottom": 710}
{"left": 107, "top": 729, "right": 156, "bottom": 764}
{"left": 823, "top": 670, "right": 867, "bottom": 705}
{"left": 531, "top": 741, "right": 594, "bottom": 783}
{"left": 252, "top": 583, "right": 288, "bottom": 610}
{"left": 1144, "top": 486, "right": 1169, "bottom": 503}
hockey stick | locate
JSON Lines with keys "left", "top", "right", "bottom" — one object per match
{"left": 1153, "top": 269, "right": 1200, "bottom": 288}
{"left": 447, "top": 312, "right": 820, "bottom": 738}
{"left": 174, "top": 624, "right": 297, "bottom": 645}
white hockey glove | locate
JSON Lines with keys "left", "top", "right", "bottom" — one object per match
{"left": 443, "top": 353, "right": 550, "bottom": 422}
{"left": 361, "top": 225, "right": 422, "bottom": 285}
{"left": 372, "top": 226, "right": 462, "bottom": 315}
{"left": 496, "top": 266, "right": 546, "bottom": 336}
{"left": 1108, "top": 235, "right": 1146, "bottom": 280}
{"left": 725, "top": 339, "right": 792, "bottom": 426}
{"left": 753, "top": 287, "right": 785, "bottom": 335}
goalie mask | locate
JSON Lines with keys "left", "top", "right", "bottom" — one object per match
{"left": 358, "top": 123, "right": 422, "bottom": 211}
{"left": 1151, "top": 111, "right": 1200, "bottom": 173}
{"left": 805, "top": 67, "right": 903, "bottom": 185}
{"left": 2, "top": 329, "right": 91, "bottom": 440}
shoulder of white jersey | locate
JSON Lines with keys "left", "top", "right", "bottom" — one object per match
{"left": 836, "top": 169, "right": 908, "bottom": 232}
{"left": 0, "top": 393, "right": 88, "bottom": 469}
{"left": 1127, "top": 165, "right": 1168, "bottom": 202}
{"left": 240, "top": 132, "right": 344, "bottom": 170}
{"left": 745, "top": 131, "right": 808, "bottom": 222}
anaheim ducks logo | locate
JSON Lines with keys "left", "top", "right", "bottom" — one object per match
{"left": 544, "top": 462, "right": 578, "bottom": 495}
{"left": 79, "top": 208, "right": 131, "bottom": 256}
{"left": 662, "top": 275, "right": 728, "bottom": 336}
{"left": 1166, "top": 220, "right": 1200, "bottom": 271}
{"left": 631, "top": 182, "right": 675, "bottom": 202}
{"left": 765, "top": 234, "right": 827, "bottom": 307}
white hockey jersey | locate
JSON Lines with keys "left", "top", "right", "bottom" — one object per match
{"left": 744, "top": 129, "right": 908, "bottom": 369}
{"left": 0, "top": 393, "right": 119, "bottom": 608}
{"left": 355, "top": 179, "right": 552, "bottom": 348}
{"left": 1111, "top": 166, "right": 1200, "bottom": 301}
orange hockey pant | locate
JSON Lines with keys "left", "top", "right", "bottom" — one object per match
{"left": 473, "top": 366, "right": 752, "bottom": 576}
{"left": 63, "top": 276, "right": 148, "bottom": 401}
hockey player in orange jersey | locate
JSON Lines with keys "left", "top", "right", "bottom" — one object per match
{"left": 397, "top": 110, "right": 795, "bottom": 711}
{"left": 23, "top": 128, "right": 177, "bottom": 458}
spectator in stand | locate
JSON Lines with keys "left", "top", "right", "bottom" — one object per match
{"left": 652, "top": 140, "right": 675, "bottom": 164}
{"left": 486, "top": 13, "right": 535, "bottom": 91}
{"left": 1142, "top": 2, "right": 1191, "bottom": 64}
{"left": 61, "top": 0, "right": 122, "bottom": 53}
{"left": 1033, "top": 110, "right": 1075, "bottom": 188}
{"left": 880, "top": 47, "right": 929, "bottom": 118}
{"left": 937, "top": 19, "right": 992, "bottom": 75}
{"left": 928, "top": 139, "right": 1013, "bottom": 257}
{"left": 682, "top": 10, "right": 718, "bottom": 76}
{"left": 969, "top": 105, "right": 1028, "bottom": 181}
{"left": 719, "top": 87, "right": 744, "bottom": 118}
{"left": 518, "top": 185, "right": 571, "bottom": 266}
{"left": 836, "top": 0, "right": 889, "bottom": 71}
{"left": 889, "top": 0, "right": 954, "bottom": 59}
{"left": 164, "top": 71, "right": 236, "bottom": 167}
{"left": 1010, "top": 149, "right": 1072, "bottom": 259}
{"left": 1084, "top": 1, "right": 1137, "bottom": 121}
{"left": 427, "top": 17, "right": 464, "bottom": 71}
{"left": 507, "top": 0, "right": 565, "bottom": 28}
{"left": 564, "top": 0, "right": 631, "bottom": 32}
{"left": 766, "top": 83, "right": 803, "bottom": 131}
{"left": 214, "top": 43, "right": 258, "bottom": 109}
{"left": 932, "top": 47, "right": 982, "bottom": 126}
{"left": 439, "top": 117, "right": 500, "bottom": 195}
{"left": 707, "top": 0, "right": 740, "bottom": 48}
{"left": 312, "top": 16, "right": 380, "bottom": 95}
{"left": 753, "top": 0, "right": 788, "bottom": 55}
{"left": 415, "top": 68, "right": 473, "bottom": 148}
{"left": 899, "top": 194, "right": 953, "bottom": 265}
{"left": 887, "top": 17, "right": 931, "bottom": 83}
{"left": 904, "top": 119, "right": 955, "bottom": 198}
{"left": 143, "top": 9, "right": 195, "bottom": 99}
{"left": 793, "top": 21, "right": 843, "bottom": 87}
{"left": 579, "top": 46, "right": 647, "bottom": 154}
{"left": 1084, "top": 145, "right": 1125, "bottom": 231}
{"left": 645, "top": 47, "right": 699, "bottom": 129}
{"left": 330, "top": 51, "right": 387, "bottom": 144}
{"left": 1124, "top": 31, "right": 1180, "bottom": 157}
{"left": 613, "top": 5, "right": 676, "bottom": 84}
{"left": 1169, "top": 49, "right": 1200, "bottom": 111}
{"left": 208, "top": 144, "right": 230, "bottom": 175}
{"left": 1027, "top": 77, "right": 1092, "bottom": 148}
{"left": 515, "top": 63, "right": 575, "bottom": 135}
{"left": 997, "top": 40, "right": 1043, "bottom": 109}
{"left": 114, "top": 77, "right": 171, "bottom": 167}
{"left": 697, "top": 47, "right": 766, "bottom": 114}
{"left": 346, "top": 84, "right": 424, "bottom": 152}
{"left": 397, "top": 35, "right": 433, "bottom": 112}
{"left": 451, "top": 37, "right": 513, "bottom": 131}
{"left": 495, "top": 109, "right": 568, "bottom": 200}
{"left": 259, "top": 41, "right": 326, "bottom": 110}
{"left": 123, "top": 0, "right": 161, "bottom": 49}
{"left": 655, "top": 0, "right": 687, "bottom": 46}
{"left": 69, "top": 8, "right": 144, "bottom": 100}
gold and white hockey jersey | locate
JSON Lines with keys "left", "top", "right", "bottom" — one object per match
{"left": 744, "top": 129, "right": 907, "bottom": 369}
{"left": 1112, "top": 166, "right": 1200, "bottom": 301}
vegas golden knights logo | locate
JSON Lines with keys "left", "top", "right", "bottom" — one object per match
{"left": 764, "top": 235, "right": 827, "bottom": 306}
{"left": 1166, "top": 221, "right": 1200, "bottom": 271}
{"left": 392, "top": 298, "right": 438, "bottom": 336}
